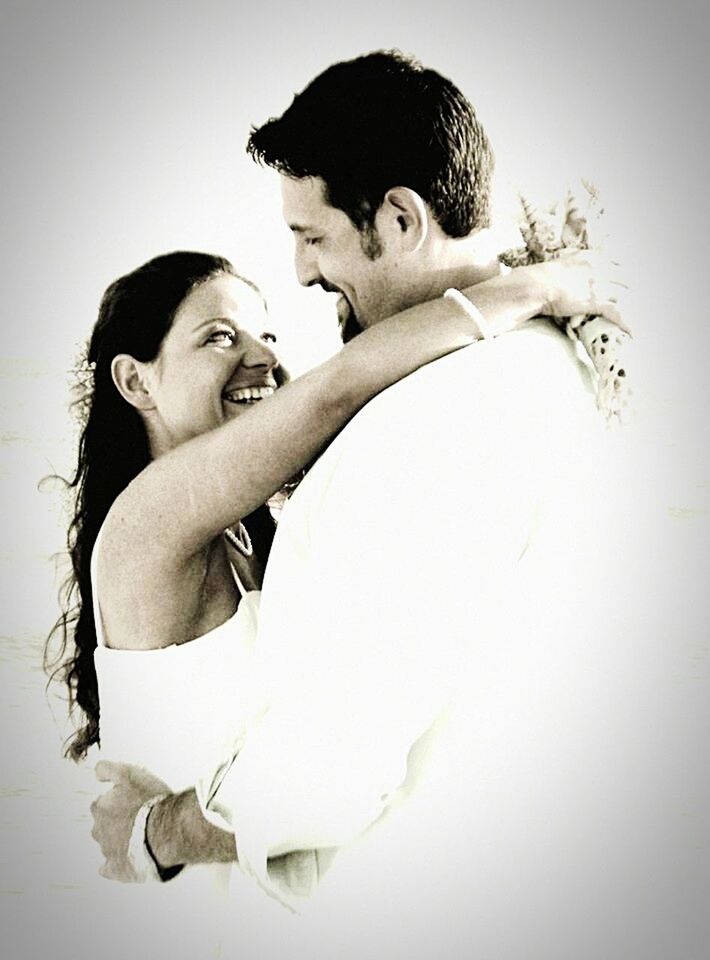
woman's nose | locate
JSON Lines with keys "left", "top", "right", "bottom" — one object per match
{"left": 240, "top": 332, "right": 279, "bottom": 373}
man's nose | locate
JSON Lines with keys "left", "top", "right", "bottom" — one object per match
{"left": 294, "top": 243, "right": 321, "bottom": 288}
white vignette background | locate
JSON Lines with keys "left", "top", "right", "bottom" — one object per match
{"left": 0, "top": 1, "right": 708, "bottom": 958}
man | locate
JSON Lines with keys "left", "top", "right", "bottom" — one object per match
{"left": 92, "top": 51, "right": 631, "bottom": 954}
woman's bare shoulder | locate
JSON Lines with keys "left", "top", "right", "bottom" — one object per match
{"left": 94, "top": 498, "right": 206, "bottom": 651}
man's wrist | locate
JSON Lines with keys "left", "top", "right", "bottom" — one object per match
{"left": 126, "top": 794, "right": 183, "bottom": 882}
{"left": 145, "top": 788, "right": 238, "bottom": 868}
{"left": 144, "top": 793, "right": 180, "bottom": 870}
{"left": 144, "top": 798, "right": 185, "bottom": 881}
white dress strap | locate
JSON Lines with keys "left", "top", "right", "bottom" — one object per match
{"left": 229, "top": 562, "right": 249, "bottom": 600}
{"left": 90, "top": 525, "right": 109, "bottom": 648}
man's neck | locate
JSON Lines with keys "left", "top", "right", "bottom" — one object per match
{"left": 412, "top": 228, "right": 503, "bottom": 305}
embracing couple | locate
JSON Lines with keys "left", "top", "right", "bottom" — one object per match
{"left": 49, "top": 50, "right": 627, "bottom": 955}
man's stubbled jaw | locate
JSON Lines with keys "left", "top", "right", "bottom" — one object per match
{"left": 315, "top": 278, "right": 362, "bottom": 343}
{"left": 336, "top": 293, "right": 363, "bottom": 343}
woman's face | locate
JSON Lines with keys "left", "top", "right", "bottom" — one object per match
{"left": 145, "top": 273, "right": 280, "bottom": 453}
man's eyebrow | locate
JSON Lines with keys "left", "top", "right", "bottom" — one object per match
{"left": 288, "top": 223, "right": 309, "bottom": 234}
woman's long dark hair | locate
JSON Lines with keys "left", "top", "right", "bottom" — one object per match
{"left": 45, "top": 252, "right": 277, "bottom": 761}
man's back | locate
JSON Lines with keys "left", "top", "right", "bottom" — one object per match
{"left": 260, "top": 323, "right": 646, "bottom": 954}
{"left": 212, "top": 322, "right": 664, "bottom": 957}
{"left": 258, "top": 319, "right": 603, "bottom": 688}
{"left": 237, "top": 323, "right": 607, "bottom": 853}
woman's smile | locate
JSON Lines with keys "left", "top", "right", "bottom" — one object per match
{"left": 222, "top": 383, "right": 276, "bottom": 407}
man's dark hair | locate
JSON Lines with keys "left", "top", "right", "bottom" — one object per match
{"left": 247, "top": 50, "right": 494, "bottom": 238}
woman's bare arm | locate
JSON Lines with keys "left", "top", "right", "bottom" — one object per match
{"left": 106, "top": 251, "right": 623, "bottom": 562}
{"left": 458, "top": 252, "right": 627, "bottom": 337}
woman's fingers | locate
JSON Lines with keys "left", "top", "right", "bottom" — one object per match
{"left": 567, "top": 252, "right": 632, "bottom": 335}
{"left": 594, "top": 301, "right": 632, "bottom": 336}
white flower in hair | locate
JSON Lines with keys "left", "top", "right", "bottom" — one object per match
{"left": 70, "top": 346, "right": 97, "bottom": 422}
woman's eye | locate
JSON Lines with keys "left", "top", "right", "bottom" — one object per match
{"left": 304, "top": 236, "right": 322, "bottom": 247}
{"left": 261, "top": 331, "right": 277, "bottom": 344}
{"left": 207, "top": 330, "right": 236, "bottom": 345}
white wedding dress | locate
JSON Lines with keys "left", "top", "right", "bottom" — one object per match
{"left": 91, "top": 535, "right": 261, "bottom": 959}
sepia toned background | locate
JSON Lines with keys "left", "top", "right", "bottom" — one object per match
{"left": 1, "top": 0, "right": 708, "bottom": 956}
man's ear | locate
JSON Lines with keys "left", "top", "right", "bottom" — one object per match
{"left": 379, "top": 187, "right": 429, "bottom": 252}
{"left": 111, "top": 354, "right": 156, "bottom": 411}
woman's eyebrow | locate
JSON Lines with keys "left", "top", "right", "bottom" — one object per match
{"left": 194, "top": 316, "right": 238, "bottom": 331}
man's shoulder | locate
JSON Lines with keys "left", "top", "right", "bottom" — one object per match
{"left": 292, "top": 321, "right": 598, "bottom": 503}
{"left": 346, "top": 320, "right": 594, "bottom": 440}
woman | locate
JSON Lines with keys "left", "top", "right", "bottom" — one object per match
{"left": 47, "top": 249, "right": 623, "bottom": 888}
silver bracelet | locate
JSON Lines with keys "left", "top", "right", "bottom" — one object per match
{"left": 443, "top": 288, "right": 491, "bottom": 340}
{"left": 127, "top": 794, "right": 168, "bottom": 882}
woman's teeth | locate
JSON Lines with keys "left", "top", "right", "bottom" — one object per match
{"left": 223, "top": 385, "right": 275, "bottom": 405}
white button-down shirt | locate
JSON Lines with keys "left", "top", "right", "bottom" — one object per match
{"left": 198, "top": 320, "right": 611, "bottom": 917}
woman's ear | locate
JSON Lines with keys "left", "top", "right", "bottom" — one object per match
{"left": 379, "top": 187, "right": 429, "bottom": 252}
{"left": 111, "top": 354, "right": 155, "bottom": 411}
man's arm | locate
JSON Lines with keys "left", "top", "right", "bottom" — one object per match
{"left": 147, "top": 788, "right": 234, "bottom": 868}
{"left": 91, "top": 761, "right": 234, "bottom": 880}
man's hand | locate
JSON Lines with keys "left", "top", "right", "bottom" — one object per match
{"left": 527, "top": 250, "right": 631, "bottom": 333}
{"left": 91, "top": 760, "right": 171, "bottom": 882}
